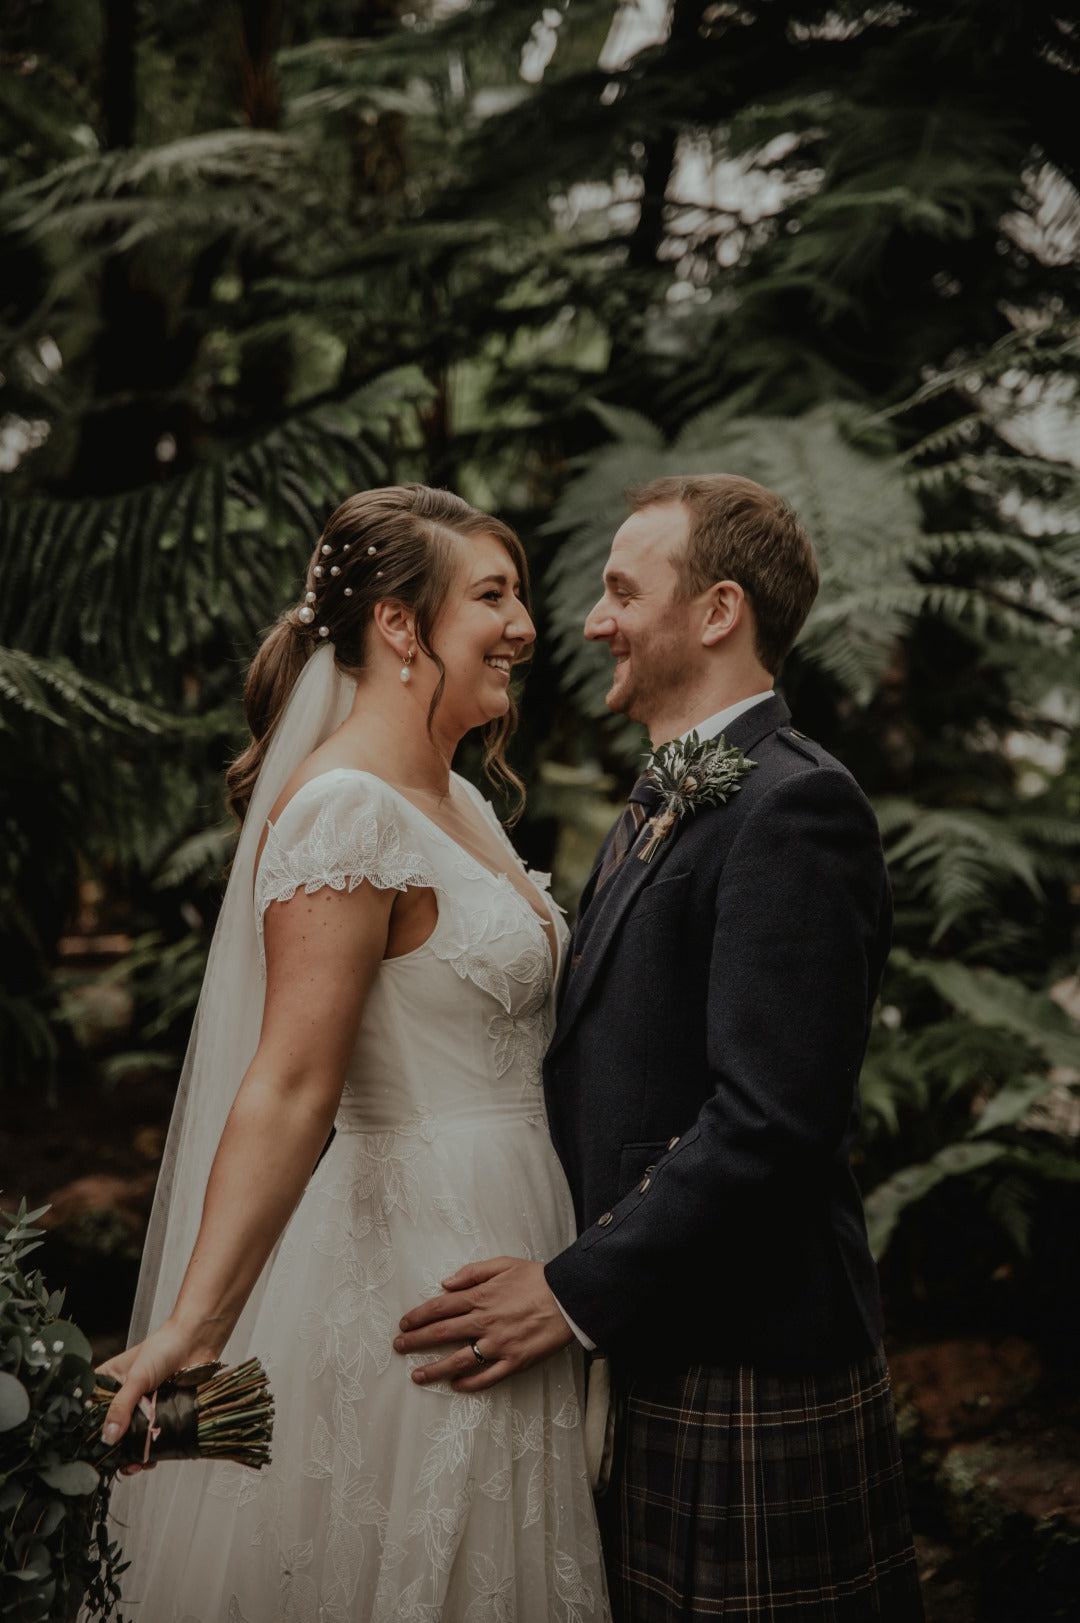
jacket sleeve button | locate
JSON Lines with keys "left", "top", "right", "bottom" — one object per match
{"left": 597, "top": 1211, "right": 614, "bottom": 1227}
{"left": 638, "top": 1175, "right": 651, "bottom": 1193}
{"left": 666, "top": 1135, "right": 680, "bottom": 1151}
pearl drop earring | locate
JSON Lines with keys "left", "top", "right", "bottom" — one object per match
{"left": 400, "top": 649, "right": 414, "bottom": 684}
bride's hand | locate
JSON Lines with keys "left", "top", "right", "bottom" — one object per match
{"left": 97, "top": 1320, "right": 222, "bottom": 1465}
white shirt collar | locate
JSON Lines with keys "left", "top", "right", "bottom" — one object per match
{"left": 676, "top": 690, "right": 774, "bottom": 745}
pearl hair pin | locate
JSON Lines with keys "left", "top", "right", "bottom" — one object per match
{"left": 296, "top": 528, "right": 389, "bottom": 637}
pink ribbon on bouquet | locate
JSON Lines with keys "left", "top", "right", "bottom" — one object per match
{"left": 137, "top": 1391, "right": 162, "bottom": 1463}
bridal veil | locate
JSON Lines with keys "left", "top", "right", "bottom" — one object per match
{"left": 129, "top": 643, "right": 355, "bottom": 1350}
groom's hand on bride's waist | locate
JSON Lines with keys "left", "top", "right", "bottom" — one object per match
{"left": 393, "top": 1257, "right": 573, "bottom": 1390}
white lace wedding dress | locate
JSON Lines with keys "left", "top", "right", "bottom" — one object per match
{"left": 112, "top": 769, "right": 609, "bottom": 1623}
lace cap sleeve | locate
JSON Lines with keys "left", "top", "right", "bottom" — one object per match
{"left": 254, "top": 770, "right": 434, "bottom": 955}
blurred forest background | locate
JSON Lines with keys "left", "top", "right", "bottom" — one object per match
{"left": 1, "top": 1, "right": 1079, "bottom": 1614}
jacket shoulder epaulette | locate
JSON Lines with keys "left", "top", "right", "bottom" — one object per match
{"left": 776, "top": 725, "right": 820, "bottom": 764}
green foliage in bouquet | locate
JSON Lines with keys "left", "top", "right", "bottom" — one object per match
{"left": 0, "top": 1198, "right": 275, "bottom": 1618}
{"left": 0, "top": 1201, "right": 125, "bottom": 1623}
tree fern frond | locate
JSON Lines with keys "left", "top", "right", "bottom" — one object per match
{"left": 859, "top": 1036, "right": 935, "bottom": 1135}
{"left": 153, "top": 822, "right": 238, "bottom": 891}
{"left": 796, "top": 607, "right": 901, "bottom": 702}
{"left": 0, "top": 990, "right": 60, "bottom": 1089}
{"left": 0, "top": 384, "right": 406, "bottom": 685}
{"left": 873, "top": 322, "right": 1080, "bottom": 423}
{"left": 894, "top": 530, "right": 1048, "bottom": 575}
{"left": 1011, "top": 812, "right": 1080, "bottom": 857}
{"left": 903, "top": 415, "right": 987, "bottom": 464}
{"left": 865, "top": 1137, "right": 1080, "bottom": 1261}
{"left": 864, "top": 1140, "right": 1009, "bottom": 1259}
{"left": 9, "top": 189, "right": 304, "bottom": 258}
{"left": 983, "top": 1171, "right": 1040, "bottom": 1257}
{"left": 878, "top": 800, "right": 1048, "bottom": 938}
{"left": 888, "top": 947, "right": 1080, "bottom": 1071}
{"left": 971, "top": 1074, "right": 1065, "bottom": 1139}
{"left": 585, "top": 400, "right": 667, "bottom": 449}
{"left": 0, "top": 647, "right": 178, "bottom": 735}
{"left": 7, "top": 130, "right": 298, "bottom": 213}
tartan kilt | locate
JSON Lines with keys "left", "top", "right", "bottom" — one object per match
{"left": 598, "top": 1344, "right": 923, "bottom": 1622}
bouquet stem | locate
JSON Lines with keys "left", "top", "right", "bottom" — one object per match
{"left": 89, "top": 1358, "right": 274, "bottom": 1470}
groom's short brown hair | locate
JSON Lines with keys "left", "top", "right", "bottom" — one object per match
{"left": 627, "top": 474, "right": 818, "bottom": 674}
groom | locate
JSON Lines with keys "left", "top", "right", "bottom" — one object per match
{"left": 395, "top": 475, "right": 922, "bottom": 1618}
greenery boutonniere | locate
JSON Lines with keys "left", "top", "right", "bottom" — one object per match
{"left": 639, "top": 730, "right": 756, "bottom": 862}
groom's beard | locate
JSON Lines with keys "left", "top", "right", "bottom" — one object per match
{"left": 604, "top": 623, "right": 699, "bottom": 727}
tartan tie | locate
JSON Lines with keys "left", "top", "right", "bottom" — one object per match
{"left": 594, "top": 772, "right": 661, "bottom": 895}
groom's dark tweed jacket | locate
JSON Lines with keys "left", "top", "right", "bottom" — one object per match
{"left": 543, "top": 693, "right": 890, "bottom": 1373}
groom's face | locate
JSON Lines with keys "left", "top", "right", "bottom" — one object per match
{"left": 584, "top": 502, "right": 701, "bottom": 729}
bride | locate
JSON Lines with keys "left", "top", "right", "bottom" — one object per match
{"left": 98, "top": 485, "right": 610, "bottom": 1621}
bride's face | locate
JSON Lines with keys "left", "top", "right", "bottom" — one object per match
{"left": 427, "top": 533, "right": 535, "bottom": 730}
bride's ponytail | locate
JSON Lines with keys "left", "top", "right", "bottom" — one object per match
{"left": 225, "top": 616, "right": 311, "bottom": 821}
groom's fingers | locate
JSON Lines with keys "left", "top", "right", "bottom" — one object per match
{"left": 406, "top": 1345, "right": 501, "bottom": 1387}
{"left": 449, "top": 1358, "right": 513, "bottom": 1392}
{"left": 403, "top": 1347, "right": 513, "bottom": 1390}
{"left": 439, "top": 1256, "right": 517, "bottom": 1290}
{"left": 396, "top": 1291, "right": 478, "bottom": 1339}
{"left": 397, "top": 1255, "right": 534, "bottom": 1336}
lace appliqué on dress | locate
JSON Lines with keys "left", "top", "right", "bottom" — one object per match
{"left": 255, "top": 790, "right": 435, "bottom": 966}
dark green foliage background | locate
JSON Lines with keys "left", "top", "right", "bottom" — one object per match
{"left": 2, "top": 1, "right": 1079, "bottom": 1345}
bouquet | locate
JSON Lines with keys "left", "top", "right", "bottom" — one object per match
{"left": 90, "top": 1360, "right": 273, "bottom": 1472}
{"left": 0, "top": 1201, "right": 273, "bottom": 1622}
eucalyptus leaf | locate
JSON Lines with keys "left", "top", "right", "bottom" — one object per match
{"left": 46, "top": 1320, "right": 94, "bottom": 1364}
{"left": 37, "top": 1500, "right": 66, "bottom": 1538}
{"left": 0, "top": 1369, "right": 30, "bottom": 1430}
{"left": 36, "top": 1460, "right": 101, "bottom": 1497}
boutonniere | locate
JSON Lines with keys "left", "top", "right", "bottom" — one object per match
{"left": 639, "top": 730, "right": 756, "bottom": 863}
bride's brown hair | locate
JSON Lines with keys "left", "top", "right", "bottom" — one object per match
{"left": 226, "top": 485, "right": 531, "bottom": 822}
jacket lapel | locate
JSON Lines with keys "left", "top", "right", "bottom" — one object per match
{"left": 550, "top": 693, "right": 792, "bottom": 1054}
{"left": 551, "top": 799, "right": 682, "bottom": 1049}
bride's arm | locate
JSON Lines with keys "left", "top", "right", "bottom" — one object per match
{"left": 98, "top": 879, "right": 395, "bottom": 1445}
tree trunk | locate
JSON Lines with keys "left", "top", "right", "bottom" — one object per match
{"left": 102, "top": 0, "right": 137, "bottom": 148}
